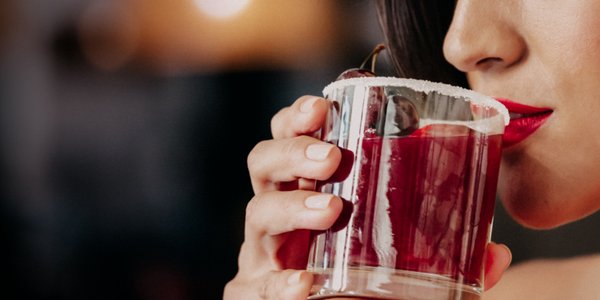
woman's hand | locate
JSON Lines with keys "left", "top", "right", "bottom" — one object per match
{"left": 224, "top": 96, "right": 344, "bottom": 300}
{"left": 223, "top": 96, "right": 512, "bottom": 299}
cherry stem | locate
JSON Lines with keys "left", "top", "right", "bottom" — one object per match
{"left": 359, "top": 43, "right": 386, "bottom": 73}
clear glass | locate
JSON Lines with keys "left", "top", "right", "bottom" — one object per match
{"left": 307, "top": 77, "right": 508, "bottom": 300}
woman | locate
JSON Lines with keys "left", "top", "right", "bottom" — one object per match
{"left": 224, "top": 0, "right": 600, "bottom": 299}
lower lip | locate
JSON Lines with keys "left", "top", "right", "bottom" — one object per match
{"left": 502, "top": 111, "right": 553, "bottom": 148}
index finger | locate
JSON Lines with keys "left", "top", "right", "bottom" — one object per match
{"left": 271, "top": 96, "right": 329, "bottom": 139}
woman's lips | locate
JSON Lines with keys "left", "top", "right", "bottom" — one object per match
{"left": 496, "top": 98, "right": 553, "bottom": 148}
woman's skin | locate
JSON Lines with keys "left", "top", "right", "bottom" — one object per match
{"left": 444, "top": 0, "right": 600, "bottom": 230}
{"left": 224, "top": 0, "right": 600, "bottom": 299}
{"left": 446, "top": 1, "right": 600, "bottom": 298}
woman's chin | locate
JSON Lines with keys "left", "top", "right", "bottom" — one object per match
{"left": 502, "top": 202, "right": 565, "bottom": 229}
{"left": 498, "top": 192, "right": 593, "bottom": 230}
{"left": 496, "top": 167, "right": 578, "bottom": 229}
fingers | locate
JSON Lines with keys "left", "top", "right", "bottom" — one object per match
{"left": 224, "top": 270, "right": 313, "bottom": 300}
{"left": 240, "top": 190, "right": 342, "bottom": 272}
{"left": 484, "top": 242, "right": 512, "bottom": 291}
{"left": 245, "top": 190, "right": 343, "bottom": 238}
{"left": 271, "top": 96, "right": 329, "bottom": 139}
{"left": 248, "top": 136, "right": 342, "bottom": 193}
{"left": 230, "top": 190, "right": 340, "bottom": 299}
{"left": 225, "top": 95, "right": 336, "bottom": 300}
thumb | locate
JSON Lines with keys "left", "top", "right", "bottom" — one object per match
{"left": 484, "top": 242, "right": 512, "bottom": 291}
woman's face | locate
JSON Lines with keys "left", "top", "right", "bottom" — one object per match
{"left": 443, "top": 1, "right": 600, "bottom": 228}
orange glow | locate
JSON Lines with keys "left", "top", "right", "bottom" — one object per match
{"left": 78, "top": 0, "right": 340, "bottom": 74}
{"left": 194, "top": 0, "right": 252, "bottom": 19}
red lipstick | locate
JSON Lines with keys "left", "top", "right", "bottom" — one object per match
{"left": 496, "top": 98, "right": 553, "bottom": 148}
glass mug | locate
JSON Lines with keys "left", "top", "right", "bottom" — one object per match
{"left": 307, "top": 77, "right": 509, "bottom": 300}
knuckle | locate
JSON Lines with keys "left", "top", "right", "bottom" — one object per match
{"left": 281, "top": 192, "right": 299, "bottom": 214}
{"left": 280, "top": 191, "right": 306, "bottom": 225}
{"left": 236, "top": 241, "right": 255, "bottom": 269}
{"left": 222, "top": 279, "right": 238, "bottom": 300}
{"left": 270, "top": 107, "right": 287, "bottom": 127}
{"left": 288, "top": 189, "right": 308, "bottom": 201}
{"left": 223, "top": 275, "right": 251, "bottom": 300}
{"left": 281, "top": 138, "right": 302, "bottom": 158}
{"left": 285, "top": 136, "right": 312, "bottom": 157}
{"left": 244, "top": 195, "right": 261, "bottom": 227}
{"left": 246, "top": 191, "right": 304, "bottom": 236}
{"left": 247, "top": 140, "right": 269, "bottom": 173}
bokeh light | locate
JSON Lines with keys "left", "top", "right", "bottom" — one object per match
{"left": 194, "top": 0, "right": 252, "bottom": 19}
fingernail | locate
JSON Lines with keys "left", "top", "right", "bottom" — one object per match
{"left": 306, "top": 143, "right": 334, "bottom": 161}
{"left": 287, "top": 271, "right": 303, "bottom": 285}
{"left": 305, "top": 194, "right": 332, "bottom": 209}
{"left": 300, "top": 97, "right": 318, "bottom": 113}
{"left": 500, "top": 244, "right": 513, "bottom": 266}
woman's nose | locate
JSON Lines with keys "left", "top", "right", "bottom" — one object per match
{"left": 443, "top": 0, "right": 526, "bottom": 73}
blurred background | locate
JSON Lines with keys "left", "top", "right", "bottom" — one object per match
{"left": 1, "top": 0, "right": 599, "bottom": 299}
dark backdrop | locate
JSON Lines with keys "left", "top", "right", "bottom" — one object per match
{"left": 2, "top": 1, "right": 599, "bottom": 299}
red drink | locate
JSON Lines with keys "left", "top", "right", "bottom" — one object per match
{"left": 309, "top": 78, "right": 509, "bottom": 299}
{"left": 312, "top": 126, "right": 502, "bottom": 292}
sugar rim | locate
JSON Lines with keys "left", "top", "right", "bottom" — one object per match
{"left": 322, "top": 77, "right": 509, "bottom": 125}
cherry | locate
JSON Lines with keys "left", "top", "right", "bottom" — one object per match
{"left": 319, "top": 44, "right": 388, "bottom": 187}
{"left": 336, "top": 43, "right": 386, "bottom": 80}
{"left": 333, "top": 44, "right": 388, "bottom": 136}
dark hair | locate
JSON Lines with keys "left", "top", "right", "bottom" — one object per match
{"left": 376, "top": 0, "right": 468, "bottom": 87}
